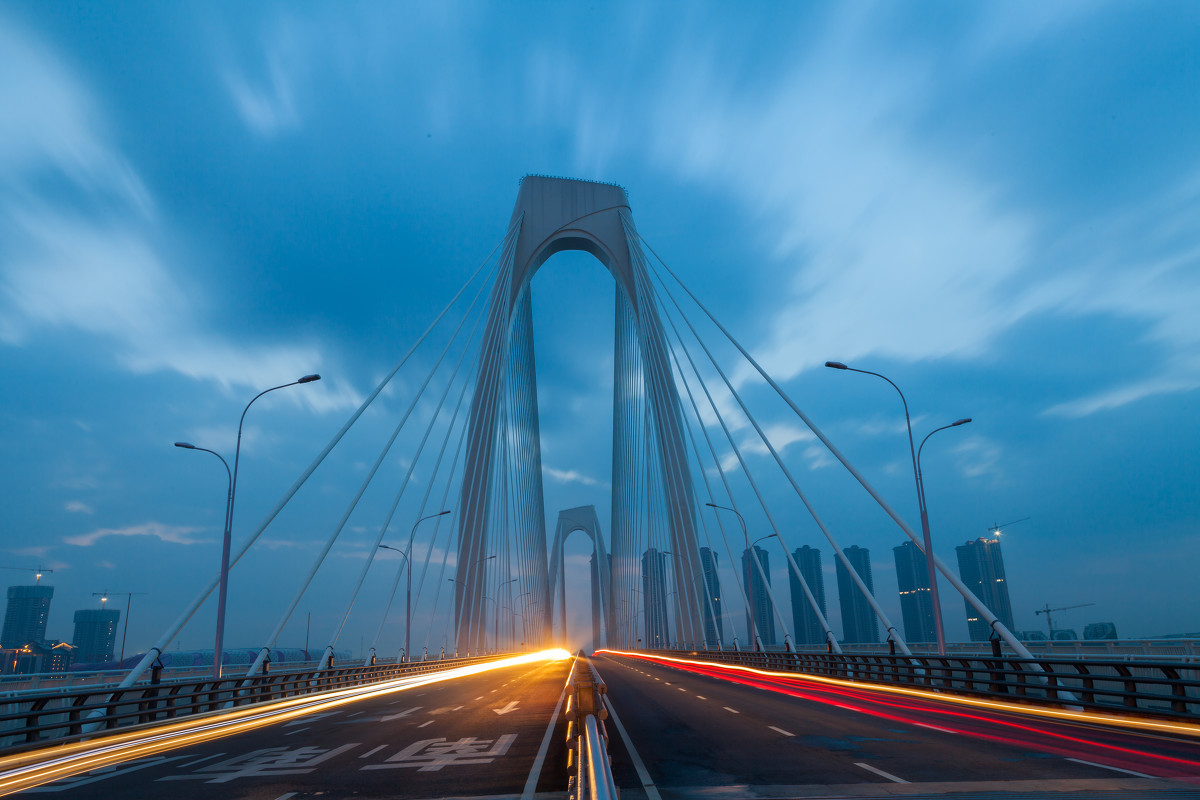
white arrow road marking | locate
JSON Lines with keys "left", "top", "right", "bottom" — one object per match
{"left": 380, "top": 707, "right": 422, "bottom": 722}
{"left": 493, "top": 700, "right": 520, "bottom": 715}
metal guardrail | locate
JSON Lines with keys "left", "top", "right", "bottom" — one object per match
{"left": 810, "top": 638, "right": 1200, "bottom": 661}
{"left": 0, "top": 654, "right": 500, "bottom": 754}
{"left": 656, "top": 648, "right": 1200, "bottom": 722}
{"left": 565, "top": 651, "right": 616, "bottom": 800}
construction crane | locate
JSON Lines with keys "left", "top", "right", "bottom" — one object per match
{"left": 0, "top": 565, "right": 53, "bottom": 584}
{"left": 1035, "top": 602, "right": 1095, "bottom": 639}
{"left": 987, "top": 517, "right": 1030, "bottom": 537}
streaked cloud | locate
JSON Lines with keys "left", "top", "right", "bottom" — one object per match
{"left": 0, "top": 15, "right": 359, "bottom": 414}
{"left": 220, "top": 17, "right": 304, "bottom": 138}
{"left": 65, "top": 522, "right": 209, "bottom": 547}
{"left": 64, "top": 500, "right": 94, "bottom": 514}
{"left": 544, "top": 467, "right": 605, "bottom": 488}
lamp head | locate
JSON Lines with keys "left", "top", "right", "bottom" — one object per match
{"left": 174, "top": 442, "right": 196, "bottom": 449}
{"left": 824, "top": 361, "right": 849, "bottom": 370}
{"left": 952, "top": 418, "right": 972, "bottom": 426}
{"left": 298, "top": 374, "right": 321, "bottom": 384}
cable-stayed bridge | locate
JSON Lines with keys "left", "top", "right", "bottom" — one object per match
{"left": 3, "top": 177, "right": 1199, "bottom": 798}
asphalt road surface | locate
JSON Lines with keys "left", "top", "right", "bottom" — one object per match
{"left": 594, "top": 652, "right": 1200, "bottom": 800}
{"left": 14, "top": 657, "right": 572, "bottom": 799}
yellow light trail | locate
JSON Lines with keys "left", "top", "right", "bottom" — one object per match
{"left": 0, "top": 649, "right": 571, "bottom": 796}
{"left": 597, "top": 649, "right": 1200, "bottom": 739}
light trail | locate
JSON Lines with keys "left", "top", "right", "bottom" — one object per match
{"left": 0, "top": 649, "right": 570, "bottom": 796}
{"left": 597, "top": 649, "right": 1200, "bottom": 738}
{"left": 598, "top": 650, "right": 1200, "bottom": 782}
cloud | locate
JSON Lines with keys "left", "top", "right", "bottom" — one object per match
{"left": 560, "top": 6, "right": 1200, "bottom": 418}
{"left": 0, "top": 17, "right": 359, "bottom": 414}
{"left": 219, "top": 16, "right": 306, "bottom": 138}
{"left": 950, "top": 436, "right": 1003, "bottom": 481}
{"left": 0, "top": 17, "right": 152, "bottom": 215}
{"left": 64, "top": 500, "right": 93, "bottom": 514}
{"left": 739, "top": 422, "right": 815, "bottom": 459}
{"left": 65, "top": 522, "right": 208, "bottom": 547}
{"left": 544, "top": 466, "right": 606, "bottom": 488}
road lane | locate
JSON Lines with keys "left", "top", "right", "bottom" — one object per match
{"left": 11, "top": 657, "right": 572, "bottom": 799}
{"left": 595, "top": 652, "right": 1200, "bottom": 798}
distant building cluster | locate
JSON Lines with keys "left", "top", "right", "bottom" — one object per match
{"left": 0, "top": 584, "right": 120, "bottom": 675}
{"left": 638, "top": 535, "right": 1120, "bottom": 648}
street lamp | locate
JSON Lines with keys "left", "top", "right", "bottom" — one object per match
{"left": 825, "top": 361, "right": 964, "bottom": 655}
{"left": 175, "top": 372, "right": 320, "bottom": 679}
{"left": 404, "top": 510, "right": 452, "bottom": 661}
{"left": 446, "top": 553, "right": 495, "bottom": 654}
{"left": 916, "top": 417, "right": 971, "bottom": 650}
{"left": 705, "top": 502, "right": 764, "bottom": 651}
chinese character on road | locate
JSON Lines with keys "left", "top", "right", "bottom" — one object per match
{"left": 159, "top": 744, "right": 358, "bottom": 783}
{"left": 362, "top": 735, "right": 517, "bottom": 772}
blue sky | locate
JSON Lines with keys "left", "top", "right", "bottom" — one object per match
{"left": 1, "top": 2, "right": 1198, "bottom": 657}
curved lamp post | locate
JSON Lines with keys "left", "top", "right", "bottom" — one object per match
{"left": 916, "top": 418, "right": 972, "bottom": 648}
{"left": 825, "top": 361, "right": 968, "bottom": 655}
{"left": 175, "top": 373, "right": 320, "bottom": 679}
{"left": 705, "top": 502, "right": 764, "bottom": 651}
{"left": 404, "top": 510, "right": 451, "bottom": 661}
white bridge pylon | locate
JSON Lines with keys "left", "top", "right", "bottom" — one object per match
{"left": 456, "top": 176, "right": 708, "bottom": 654}
{"left": 548, "top": 505, "right": 611, "bottom": 648}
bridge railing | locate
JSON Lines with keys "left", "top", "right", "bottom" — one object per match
{"left": 654, "top": 649, "right": 1200, "bottom": 722}
{"left": 0, "top": 654, "right": 504, "bottom": 754}
{"left": 565, "top": 651, "right": 616, "bottom": 800}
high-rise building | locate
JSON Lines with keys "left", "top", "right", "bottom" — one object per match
{"left": 956, "top": 537, "right": 1014, "bottom": 642}
{"left": 699, "top": 547, "right": 723, "bottom": 647}
{"left": 641, "top": 548, "right": 671, "bottom": 649}
{"left": 1, "top": 585, "right": 54, "bottom": 649}
{"left": 893, "top": 541, "right": 936, "bottom": 643}
{"left": 788, "top": 545, "right": 827, "bottom": 646}
{"left": 72, "top": 608, "right": 121, "bottom": 663}
{"left": 741, "top": 546, "right": 775, "bottom": 647}
{"left": 836, "top": 546, "right": 879, "bottom": 644}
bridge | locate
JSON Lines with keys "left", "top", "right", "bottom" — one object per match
{"left": 1, "top": 177, "right": 1198, "bottom": 798}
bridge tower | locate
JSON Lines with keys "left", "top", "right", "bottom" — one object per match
{"left": 456, "top": 176, "right": 707, "bottom": 653}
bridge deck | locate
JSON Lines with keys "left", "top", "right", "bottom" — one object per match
{"left": 8, "top": 654, "right": 1200, "bottom": 799}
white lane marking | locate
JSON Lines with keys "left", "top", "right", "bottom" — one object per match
{"left": 521, "top": 673, "right": 570, "bottom": 800}
{"left": 695, "top": 695, "right": 707, "bottom": 700}
{"left": 664, "top": 682, "right": 672, "bottom": 685}
{"left": 418, "top": 719, "right": 435, "bottom": 728}
{"left": 768, "top": 726, "right": 795, "bottom": 737}
{"left": 178, "top": 753, "right": 224, "bottom": 768}
{"left": 273, "top": 794, "right": 298, "bottom": 800}
{"left": 723, "top": 706, "right": 739, "bottom": 714}
{"left": 604, "top": 695, "right": 663, "bottom": 800}
{"left": 677, "top": 687, "right": 686, "bottom": 692}
{"left": 347, "top": 711, "right": 362, "bottom": 718}
{"left": 915, "top": 723, "right": 954, "bottom": 733}
{"left": 283, "top": 727, "right": 309, "bottom": 736}
{"left": 359, "top": 745, "right": 387, "bottom": 759}
{"left": 1066, "top": 758, "right": 1156, "bottom": 778}
{"left": 474, "top": 695, "right": 484, "bottom": 701}
{"left": 494, "top": 700, "right": 521, "bottom": 715}
{"left": 855, "top": 762, "right": 909, "bottom": 783}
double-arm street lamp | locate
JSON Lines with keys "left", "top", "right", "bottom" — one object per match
{"left": 175, "top": 373, "right": 320, "bottom": 679}
{"left": 400, "top": 510, "right": 451, "bottom": 661}
{"left": 705, "top": 502, "right": 763, "bottom": 651}
{"left": 825, "top": 361, "right": 969, "bottom": 656}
